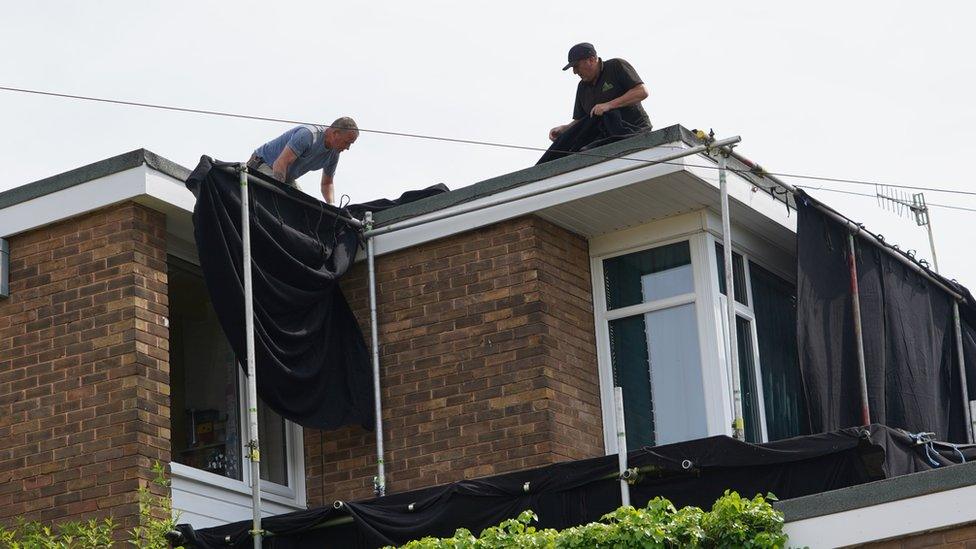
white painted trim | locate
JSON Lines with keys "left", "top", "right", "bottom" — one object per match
{"left": 170, "top": 462, "right": 305, "bottom": 528}
{"left": 689, "top": 230, "right": 731, "bottom": 437}
{"left": 588, "top": 211, "right": 706, "bottom": 259}
{"left": 371, "top": 144, "right": 688, "bottom": 256}
{"left": 0, "top": 165, "right": 194, "bottom": 238}
{"left": 604, "top": 293, "right": 696, "bottom": 321}
{"left": 783, "top": 483, "right": 976, "bottom": 548}
{"left": 592, "top": 223, "right": 717, "bottom": 453}
{"left": 685, "top": 161, "right": 795, "bottom": 232}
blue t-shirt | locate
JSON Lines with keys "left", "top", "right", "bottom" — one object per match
{"left": 253, "top": 125, "right": 340, "bottom": 181}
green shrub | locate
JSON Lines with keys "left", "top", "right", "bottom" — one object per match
{"left": 391, "top": 491, "right": 787, "bottom": 549}
{"left": 0, "top": 517, "right": 116, "bottom": 548}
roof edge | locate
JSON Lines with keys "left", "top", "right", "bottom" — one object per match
{"left": 0, "top": 149, "right": 191, "bottom": 210}
{"left": 372, "top": 124, "right": 703, "bottom": 227}
{"left": 775, "top": 459, "right": 976, "bottom": 522}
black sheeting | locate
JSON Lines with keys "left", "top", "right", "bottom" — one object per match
{"left": 796, "top": 194, "right": 976, "bottom": 442}
{"left": 176, "top": 425, "right": 975, "bottom": 548}
{"left": 183, "top": 157, "right": 447, "bottom": 431}
{"left": 537, "top": 111, "right": 648, "bottom": 165}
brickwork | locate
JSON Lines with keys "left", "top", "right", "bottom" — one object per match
{"left": 0, "top": 202, "right": 170, "bottom": 534}
{"left": 305, "top": 215, "right": 604, "bottom": 505}
{"left": 858, "top": 521, "right": 976, "bottom": 548}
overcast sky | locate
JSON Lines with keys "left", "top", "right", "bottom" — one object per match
{"left": 2, "top": 1, "right": 974, "bottom": 286}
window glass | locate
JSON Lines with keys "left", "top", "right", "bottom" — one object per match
{"left": 169, "top": 259, "right": 242, "bottom": 481}
{"left": 604, "top": 241, "right": 692, "bottom": 310}
{"left": 735, "top": 316, "right": 763, "bottom": 443}
{"left": 749, "top": 262, "right": 808, "bottom": 440}
{"left": 646, "top": 303, "right": 707, "bottom": 445}
{"left": 609, "top": 303, "right": 707, "bottom": 449}
{"left": 609, "top": 315, "right": 654, "bottom": 450}
{"left": 714, "top": 244, "right": 748, "bottom": 305}
{"left": 169, "top": 258, "right": 290, "bottom": 486}
{"left": 258, "top": 400, "right": 288, "bottom": 485}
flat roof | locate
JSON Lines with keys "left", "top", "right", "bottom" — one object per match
{"left": 0, "top": 148, "right": 190, "bottom": 210}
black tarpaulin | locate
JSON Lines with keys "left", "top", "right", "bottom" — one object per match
{"left": 175, "top": 425, "right": 976, "bottom": 548}
{"left": 183, "top": 157, "right": 450, "bottom": 431}
{"left": 796, "top": 194, "right": 976, "bottom": 442}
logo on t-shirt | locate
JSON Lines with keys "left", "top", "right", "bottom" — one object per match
{"left": 602, "top": 82, "right": 614, "bottom": 92}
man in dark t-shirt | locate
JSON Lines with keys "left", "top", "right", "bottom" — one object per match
{"left": 539, "top": 42, "right": 652, "bottom": 164}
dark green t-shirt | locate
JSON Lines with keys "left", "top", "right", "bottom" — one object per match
{"left": 573, "top": 58, "right": 651, "bottom": 129}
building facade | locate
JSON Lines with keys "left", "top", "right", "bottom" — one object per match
{"left": 1, "top": 129, "right": 972, "bottom": 546}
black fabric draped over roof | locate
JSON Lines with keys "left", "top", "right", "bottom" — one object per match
{"left": 175, "top": 425, "right": 975, "bottom": 548}
{"left": 183, "top": 157, "right": 446, "bottom": 431}
{"left": 796, "top": 193, "right": 976, "bottom": 442}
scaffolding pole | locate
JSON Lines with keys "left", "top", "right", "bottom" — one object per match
{"left": 613, "top": 387, "right": 630, "bottom": 507}
{"left": 846, "top": 233, "right": 871, "bottom": 426}
{"left": 365, "top": 212, "right": 386, "bottom": 497}
{"left": 953, "top": 302, "right": 974, "bottom": 443}
{"left": 718, "top": 153, "right": 745, "bottom": 440}
{"left": 239, "top": 166, "right": 263, "bottom": 549}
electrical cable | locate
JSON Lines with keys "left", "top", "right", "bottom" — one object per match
{"left": 2, "top": 84, "right": 976, "bottom": 199}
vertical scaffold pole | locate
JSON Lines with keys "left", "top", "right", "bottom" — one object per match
{"left": 718, "top": 152, "right": 745, "bottom": 440}
{"left": 365, "top": 212, "right": 386, "bottom": 497}
{"left": 847, "top": 233, "right": 871, "bottom": 426}
{"left": 239, "top": 166, "right": 263, "bottom": 548}
{"left": 613, "top": 387, "right": 630, "bottom": 507}
{"left": 953, "top": 301, "right": 974, "bottom": 443}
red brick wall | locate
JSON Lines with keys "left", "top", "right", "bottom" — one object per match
{"left": 304, "top": 215, "right": 604, "bottom": 505}
{"left": 860, "top": 521, "right": 976, "bottom": 548}
{"left": 0, "top": 202, "right": 170, "bottom": 534}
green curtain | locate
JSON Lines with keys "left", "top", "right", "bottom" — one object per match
{"left": 609, "top": 315, "right": 654, "bottom": 449}
{"left": 604, "top": 241, "right": 691, "bottom": 310}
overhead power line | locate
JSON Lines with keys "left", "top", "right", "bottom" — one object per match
{"left": 2, "top": 84, "right": 976, "bottom": 201}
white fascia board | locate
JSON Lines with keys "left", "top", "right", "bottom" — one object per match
{"left": 0, "top": 165, "right": 194, "bottom": 239}
{"left": 370, "top": 143, "right": 689, "bottom": 256}
{"left": 783, "top": 482, "right": 976, "bottom": 548}
{"left": 684, "top": 161, "right": 796, "bottom": 233}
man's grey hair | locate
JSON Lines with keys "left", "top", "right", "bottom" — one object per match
{"left": 330, "top": 116, "right": 359, "bottom": 136}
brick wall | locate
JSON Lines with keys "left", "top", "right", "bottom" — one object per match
{"left": 0, "top": 202, "right": 170, "bottom": 535}
{"left": 304, "top": 215, "right": 604, "bottom": 505}
{"left": 860, "top": 521, "right": 976, "bottom": 548}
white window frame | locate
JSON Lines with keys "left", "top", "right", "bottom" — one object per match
{"left": 166, "top": 250, "right": 306, "bottom": 519}
{"left": 590, "top": 210, "right": 797, "bottom": 453}
{"left": 591, "top": 218, "right": 721, "bottom": 453}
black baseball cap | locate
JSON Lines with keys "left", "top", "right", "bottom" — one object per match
{"left": 563, "top": 42, "right": 597, "bottom": 70}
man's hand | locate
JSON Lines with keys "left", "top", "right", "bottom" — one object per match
{"left": 549, "top": 124, "right": 569, "bottom": 142}
{"left": 590, "top": 102, "right": 613, "bottom": 117}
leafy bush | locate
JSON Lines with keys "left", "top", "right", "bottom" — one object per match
{"left": 0, "top": 461, "right": 179, "bottom": 548}
{"left": 0, "top": 517, "right": 115, "bottom": 548}
{"left": 391, "top": 491, "right": 787, "bottom": 549}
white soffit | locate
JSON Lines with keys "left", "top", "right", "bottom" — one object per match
{"left": 370, "top": 143, "right": 689, "bottom": 256}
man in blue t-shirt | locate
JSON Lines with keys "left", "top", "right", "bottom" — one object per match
{"left": 248, "top": 117, "right": 359, "bottom": 204}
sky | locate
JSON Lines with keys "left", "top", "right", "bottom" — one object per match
{"left": 2, "top": 1, "right": 975, "bottom": 286}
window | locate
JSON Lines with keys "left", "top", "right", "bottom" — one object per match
{"left": 713, "top": 243, "right": 809, "bottom": 442}
{"left": 169, "top": 257, "right": 292, "bottom": 488}
{"left": 603, "top": 241, "right": 707, "bottom": 449}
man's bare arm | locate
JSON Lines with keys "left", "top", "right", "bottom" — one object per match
{"left": 271, "top": 146, "right": 298, "bottom": 182}
{"left": 320, "top": 173, "right": 335, "bottom": 205}
{"left": 590, "top": 84, "right": 649, "bottom": 116}
{"left": 549, "top": 118, "right": 582, "bottom": 141}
